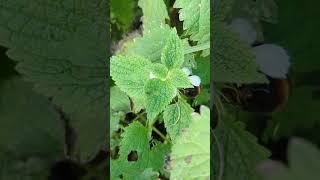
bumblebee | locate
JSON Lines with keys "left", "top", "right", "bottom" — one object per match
{"left": 182, "top": 85, "right": 201, "bottom": 99}
{"left": 222, "top": 77, "right": 289, "bottom": 113}
{"left": 222, "top": 43, "right": 291, "bottom": 113}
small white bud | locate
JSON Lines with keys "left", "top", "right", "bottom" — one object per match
{"left": 189, "top": 75, "right": 201, "bottom": 87}
{"left": 149, "top": 72, "right": 156, "bottom": 79}
{"left": 252, "top": 44, "right": 290, "bottom": 79}
{"left": 182, "top": 67, "right": 192, "bottom": 76}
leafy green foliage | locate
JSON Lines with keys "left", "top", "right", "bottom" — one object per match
{"left": 0, "top": 0, "right": 108, "bottom": 162}
{"left": 125, "top": 0, "right": 172, "bottom": 62}
{"left": 111, "top": 55, "right": 151, "bottom": 99}
{"left": 174, "top": 0, "right": 210, "bottom": 44}
{"left": 110, "top": 0, "right": 210, "bottom": 178}
{"left": 138, "top": 0, "right": 169, "bottom": 33}
{"left": 110, "top": 0, "right": 135, "bottom": 30}
{"left": 213, "top": 21, "right": 267, "bottom": 83}
{"left": 110, "top": 86, "right": 131, "bottom": 148}
{"left": 213, "top": 0, "right": 268, "bottom": 83}
{"left": 167, "top": 68, "right": 193, "bottom": 88}
{"left": 144, "top": 79, "right": 175, "bottom": 122}
{"left": 111, "top": 122, "right": 170, "bottom": 180}
{"left": 264, "top": 86, "right": 320, "bottom": 140}
{"left": 0, "top": 77, "right": 65, "bottom": 179}
{"left": 213, "top": 113, "right": 271, "bottom": 180}
{"left": 261, "top": 0, "right": 320, "bottom": 142}
{"left": 163, "top": 97, "right": 194, "bottom": 142}
{"left": 111, "top": 28, "right": 195, "bottom": 124}
{"left": 161, "top": 29, "right": 185, "bottom": 69}
{"left": 170, "top": 106, "right": 210, "bottom": 179}
{"left": 263, "top": 0, "right": 320, "bottom": 74}
{"left": 125, "top": 27, "right": 172, "bottom": 62}
{"left": 111, "top": 86, "right": 131, "bottom": 113}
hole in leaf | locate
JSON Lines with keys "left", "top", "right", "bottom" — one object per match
{"left": 127, "top": 151, "right": 138, "bottom": 161}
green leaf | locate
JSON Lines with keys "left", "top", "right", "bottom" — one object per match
{"left": 163, "top": 97, "right": 194, "bottom": 142}
{"left": 148, "top": 63, "right": 169, "bottom": 80}
{"left": 126, "top": 26, "right": 172, "bottom": 62}
{"left": 263, "top": 0, "right": 320, "bottom": 73}
{"left": 110, "top": 113, "right": 120, "bottom": 148}
{"left": 0, "top": 0, "right": 108, "bottom": 162}
{"left": 137, "top": 168, "right": 159, "bottom": 180}
{"left": 264, "top": 86, "right": 320, "bottom": 140}
{"left": 259, "top": 138, "right": 320, "bottom": 180}
{"left": 167, "top": 68, "right": 193, "bottom": 89}
{"left": 149, "top": 142, "right": 171, "bottom": 172}
{"left": 138, "top": 0, "right": 169, "bottom": 33}
{"left": 194, "top": 87, "right": 210, "bottom": 106}
{"left": 111, "top": 86, "right": 131, "bottom": 113}
{"left": 174, "top": 0, "right": 210, "bottom": 44}
{"left": 213, "top": 113, "right": 270, "bottom": 180}
{"left": 111, "top": 55, "right": 151, "bottom": 99}
{"left": 0, "top": 77, "right": 64, "bottom": 179}
{"left": 161, "top": 29, "right": 184, "bottom": 69}
{"left": 193, "top": 55, "right": 210, "bottom": 85}
{"left": 144, "top": 79, "right": 175, "bottom": 122}
{"left": 110, "top": 0, "right": 135, "bottom": 30}
{"left": 213, "top": 23, "right": 268, "bottom": 83}
{"left": 170, "top": 106, "right": 210, "bottom": 179}
{"left": 213, "top": 0, "right": 234, "bottom": 21}
{"left": 111, "top": 122, "right": 171, "bottom": 179}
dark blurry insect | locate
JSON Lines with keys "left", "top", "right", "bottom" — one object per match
{"left": 222, "top": 43, "right": 291, "bottom": 113}
{"left": 222, "top": 77, "right": 289, "bottom": 113}
{"left": 182, "top": 85, "right": 201, "bottom": 99}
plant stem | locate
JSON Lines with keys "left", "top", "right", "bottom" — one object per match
{"left": 132, "top": 112, "right": 146, "bottom": 122}
{"left": 184, "top": 42, "right": 210, "bottom": 54}
{"left": 152, "top": 126, "right": 170, "bottom": 142}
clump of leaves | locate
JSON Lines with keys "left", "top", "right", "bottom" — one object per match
{"left": 110, "top": 0, "right": 210, "bottom": 179}
{"left": 212, "top": 0, "right": 277, "bottom": 179}
{"left": 213, "top": 0, "right": 320, "bottom": 180}
{"left": 0, "top": 0, "right": 108, "bottom": 179}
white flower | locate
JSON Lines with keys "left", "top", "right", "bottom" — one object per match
{"left": 182, "top": 67, "right": 192, "bottom": 76}
{"left": 189, "top": 75, "right": 201, "bottom": 87}
{"left": 149, "top": 72, "right": 156, "bottom": 79}
{"left": 252, "top": 44, "right": 290, "bottom": 79}
{"left": 230, "top": 18, "right": 257, "bottom": 45}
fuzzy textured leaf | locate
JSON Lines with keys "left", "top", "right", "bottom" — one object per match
{"left": 213, "top": 113, "right": 270, "bottom": 180}
{"left": 0, "top": 77, "right": 65, "bottom": 179}
{"left": 138, "top": 0, "right": 169, "bottom": 33}
{"left": 0, "top": 0, "right": 108, "bottom": 162}
{"left": 170, "top": 106, "right": 210, "bottom": 180}
{"left": 126, "top": 25, "right": 172, "bottom": 62}
{"left": 111, "top": 55, "right": 151, "bottom": 99}
{"left": 167, "top": 68, "right": 193, "bottom": 89}
{"left": 110, "top": 86, "right": 131, "bottom": 113}
{"left": 111, "top": 122, "right": 170, "bottom": 179}
{"left": 110, "top": 0, "right": 135, "bottom": 30}
{"left": 174, "top": 0, "right": 210, "bottom": 44}
{"left": 161, "top": 29, "right": 184, "bottom": 69}
{"left": 144, "top": 79, "right": 175, "bottom": 122}
{"left": 213, "top": 23, "right": 267, "bottom": 83}
{"left": 163, "top": 97, "right": 194, "bottom": 142}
